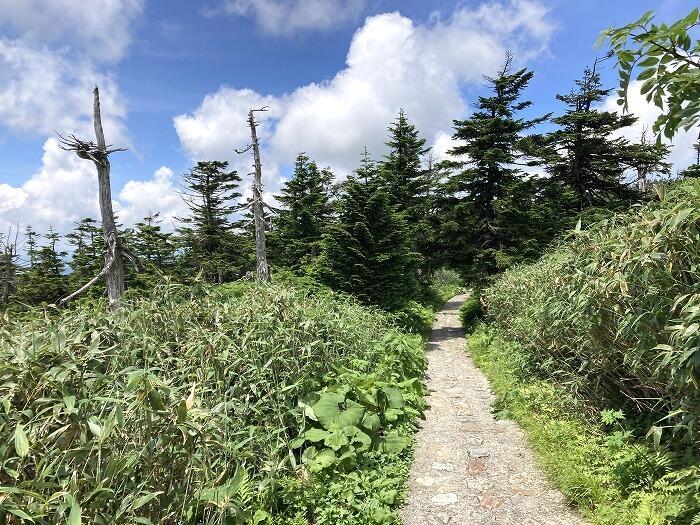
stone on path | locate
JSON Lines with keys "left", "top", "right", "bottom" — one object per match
{"left": 400, "top": 294, "right": 588, "bottom": 525}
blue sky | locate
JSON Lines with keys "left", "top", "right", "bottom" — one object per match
{"left": 0, "top": 0, "right": 698, "bottom": 235}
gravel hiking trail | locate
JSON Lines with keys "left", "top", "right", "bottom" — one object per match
{"left": 400, "top": 294, "right": 588, "bottom": 525}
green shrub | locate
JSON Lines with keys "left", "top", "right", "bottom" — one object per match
{"left": 392, "top": 301, "right": 435, "bottom": 337}
{"left": 417, "top": 268, "right": 463, "bottom": 311}
{"left": 459, "top": 297, "right": 482, "bottom": 330}
{"left": 0, "top": 281, "right": 426, "bottom": 524}
{"left": 485, "top": 180, "right": 700, "bottom": 449}
{"left": 469, "top": 327, "right": 700, "bottom": 525}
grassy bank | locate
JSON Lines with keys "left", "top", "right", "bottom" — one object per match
{"left": 468, "top": 327, "right": 699, "bottom": 525}
{"left": 0, "top": 281, "right": 427, "bottom": 524}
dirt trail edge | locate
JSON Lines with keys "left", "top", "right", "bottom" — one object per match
{"left": 400, "top": 294, "right": 588, "bottom": 525}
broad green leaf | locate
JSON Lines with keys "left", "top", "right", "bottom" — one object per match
{"left": 14, "top": 424, "right": 29, "bottom": 458}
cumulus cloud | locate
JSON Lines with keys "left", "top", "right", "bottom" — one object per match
{"left": 116, "top": 166, "right": 188, "bottom": 227}
{"left": 176, "top": 0, "right": 555, "bottom": 193}
{"left": 601, "top": 80, "right": 700, "bottom": 174}
{"left": 0, "top": 40, "right": 127, "bottom": 142}
{"left": 0, "top": 0, "right": 144, "bottom": 62}
{"left": 207, "top": 0, "right": 366, "bottom": 35}
{"left": 0, "top": 139, "right": 183, "bottom": 235}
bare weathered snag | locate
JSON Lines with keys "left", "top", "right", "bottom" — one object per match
{"left": 58, "top": 86, "right": 127, "bottom": 310}
{"left": 0, "top": 226, "right": 19, "bottom": 305}
{"left": 238, "top": 107, "right": 270, "bottom": 282}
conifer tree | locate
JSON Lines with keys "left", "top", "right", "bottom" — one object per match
{"left": 380, "top": 110, "right": 430, "bottom": 225}
{"left": 273, "top": 153, "right": 333, "bottom": 269}
{"left": 17, "top": 227, "right": 67, "bottom": 304}
{"left": 444, "top": 54, "right": 549, "bottom": 280}
{"left": 177, "top": 161, "right": 243, "bottom": 283}
{"left": 25, "top": 226, "right": 38, "bottom": 268}
{"left": 680, "top": 136, "right": 700, "bottom": 178}
{"left": 66, "top": 218, "right": 103, "bottom": 292}
{"left": 541, "top": 63, "right": 669, "bottom": 210}
{"left": 316, "top": 154, "right": 419, "bottom": 310}
{"left": 134, "top": 213, "right": 176, "bottom": 271}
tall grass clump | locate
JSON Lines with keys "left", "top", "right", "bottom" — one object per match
{"left": 485, "top": 180, "right": 700, "bottom": 448}
{"left": 0, "top": 281, "right": 426, "bottom": 524}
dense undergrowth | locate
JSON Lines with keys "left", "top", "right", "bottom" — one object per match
{"left": 472, "top": 180, "right": 700, "bottom": 524}
{"left": 469, "top": 328, "right": 699, "bottom": 525}
{"left": 0, "top": 281, "right": 428, "bottom": 524}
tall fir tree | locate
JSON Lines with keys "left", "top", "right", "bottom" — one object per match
{"left": 541, "top": 63, "right": 669, "bottom": 210}
{"left": 444, "top": 54, "right": 549, "bottom": 280}
{"left": 316, "top": 153, "right": 419, "bottom": 310}
{"left": 272, "top": 153, "right": 333, "bottom": 270}
{"left": 380, "top": 110, "right": 430, "bottom": 225}
{"left": 177, "top": 161, "right": 244, "bottom": 283}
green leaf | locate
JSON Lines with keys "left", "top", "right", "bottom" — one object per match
{"left": 361, "top": 412, "right": 381, "bottom": 431}
{"left": 67, "top": 496, "right": 82, "bottom": 525}
{"left": 87, "top": 417, "right": 102, "bottom": 439}
{"left": 14, "top": 424, "right": 29, "bottom": 458}
{"left": 646, "top": 425, "right": 663, "bottom": 450}
{"left": 303, "top": 428, "right": 329, "bottom": 442}
{"left": 324, "top": 430, "right": 349, "bottom": 451}
{"left": 129, "top": 492, "right": 163, "bottom": 512}
{"left": 379, "top": 432, "right": 411, "bottom": 453}
{"left": 382, "top": 387, "right": 405, "bottom": 409}
{"left": 7, "top": 508, "right": 34, "bottom": 522}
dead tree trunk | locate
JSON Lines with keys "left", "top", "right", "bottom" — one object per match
{"left": 0, "top": 227, "right": 19, "bottom": 305}
{"left": 93, "top": 87, "right": 126, "bottom": 308}
{"left": 58, "top": 86, "right": 127, "bottom": 311}
{"left": 246, "top": 108, "right": 270, "bottom": 282}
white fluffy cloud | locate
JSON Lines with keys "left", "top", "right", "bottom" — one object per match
{"left": 208, "top": 0, "right": 366, "bottom": 35}
{"left": 0, "top": 39, "right": 127, "bottom": 142}
{"left": 602, "top": 80, "right": 700, "bottom": 174}
{"left": 116, "top": 166, "right": 188, "bottom": 227}
{"left": 0, "top": 139, "right": 184, "bottom": 236}
{"left": 0, "top": 0, "right": 144, "bottom": 62}
{"left": 0, "top": 0, "right": 143, "bottom": 235}
{"left": 176, "top": 1, "right": 555, "bottom": 191}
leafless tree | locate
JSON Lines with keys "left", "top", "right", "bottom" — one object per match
{"left": 57, "top": 86, "right": 129, "bottom": 310}
{"left": 236, "top": 107, "right": 270, "bottom": 282}
{"left": 0, "top": 226, "right": 19, "bottom": 305}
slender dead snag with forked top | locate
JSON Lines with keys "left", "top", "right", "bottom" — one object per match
{"left": 57, "top": 86, "right": 127, "bottom": 311}
{"left": 236, "top": 107, "right": 270, "bottom": 282}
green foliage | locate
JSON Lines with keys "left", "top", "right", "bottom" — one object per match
{"left": 316, "top": 156, "right": 419, "bottom": 311}
{"left": 599, "top": 8, "right": 700, "bottom": 140}
{"left": 539, "top": 63, "right": 669, "bottom": 210}
{"left": 484, "top": 180, "right": 700, "bottom": 448}
{"left": 177, "top": 160, "right": 249, "bottom": 283}
{"left": 0, "top": 281, "right": 426, "bottom": 523}
{"left": 443, "top": 54, "right": 551, "bottom": 281}
{"left": 392, "top": 301, "right": 435, "bottom": 337}
{"left": 272, "top": 153, "right": 334, "bottom": 270}
{"left": 459, "top": 297, "right": 482, "bottom": 331}
{"left": 380, "top": 110, "right": 430, "bottom": 228}
{"left": 15, "top": 226, "right": 67, "bottom": 305}
{"left": 469, "top": 327, "right": 700, "bottom": 525}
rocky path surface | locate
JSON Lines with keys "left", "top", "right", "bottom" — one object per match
{"left": 400, "top": 294, "right": 588, "bottom": 525}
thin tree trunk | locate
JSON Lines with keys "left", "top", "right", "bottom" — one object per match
{"left": 247, "top": 109, "right": 270, "bottom": 282}
{"left": 93, "top": 86, "right": 126, "bottom": 309}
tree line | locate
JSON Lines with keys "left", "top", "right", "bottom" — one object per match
{"left": 1, "top": 54, "right": 699, "bottom": 311}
